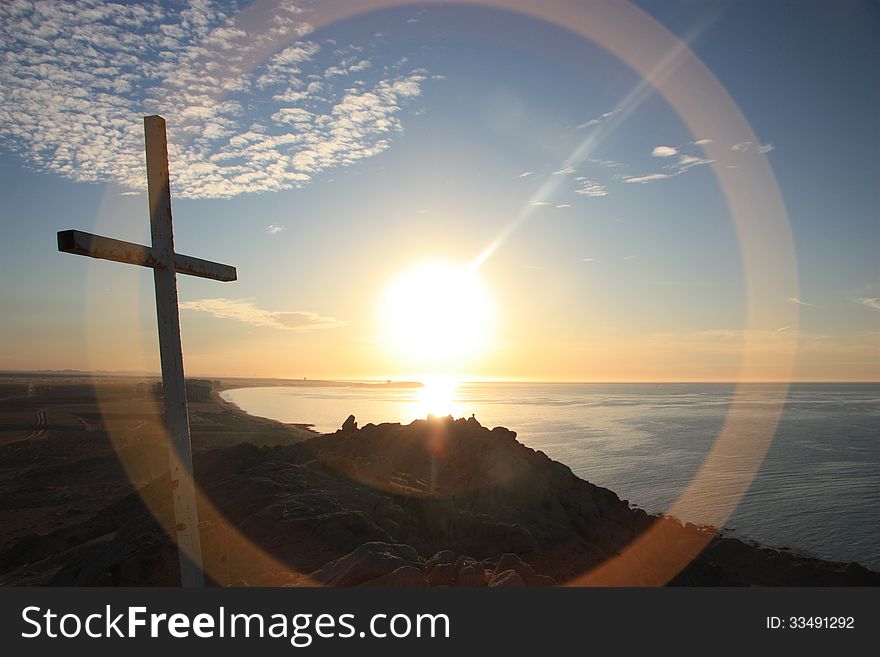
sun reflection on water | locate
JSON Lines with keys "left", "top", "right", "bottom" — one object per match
{"left": 411, "top": 375, "right": 462, "bottom": 419}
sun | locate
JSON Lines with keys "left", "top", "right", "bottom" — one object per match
{"left": 378, "top": 260, "right": 495, "bottom": 371}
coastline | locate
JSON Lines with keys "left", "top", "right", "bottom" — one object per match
{"left": 219, "top": 381, "right": 880, "bottom": 571}
{"left": 0, "top": 376, "right": 877, "bottom": 586}
{"left": 215, "top": 387, "right": 320, "bottom": 436}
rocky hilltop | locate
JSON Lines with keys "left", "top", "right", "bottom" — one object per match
{"left": 2, "top": 414, "right": 877, "bottom": 586}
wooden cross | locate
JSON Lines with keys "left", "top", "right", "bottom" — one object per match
{"left": 57, "top": 116, "right": 236, "bottom": 587}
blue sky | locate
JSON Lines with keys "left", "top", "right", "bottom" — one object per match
{"left": 0, "top": 0, "right": 877, "bottom": 380}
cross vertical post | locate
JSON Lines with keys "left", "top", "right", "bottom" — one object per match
{"left": 58, "top": 115, "right": 237, "bottom": 587}
{"left": 144, "top": 115, "right": 203, "bottom": 587}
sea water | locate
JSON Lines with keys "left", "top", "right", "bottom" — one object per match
{"left": 221, "top": 382, "right": 880, "bottom": 570}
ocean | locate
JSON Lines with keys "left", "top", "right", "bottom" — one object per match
{"left": 221, "top": 382, "right": 880, "bottom": 570}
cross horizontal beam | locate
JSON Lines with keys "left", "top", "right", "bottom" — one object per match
{"left": 57, "top": 229, "right": 237, "bottom": 282}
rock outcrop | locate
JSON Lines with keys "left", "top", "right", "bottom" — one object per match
{"left": 309, "top": 542, "right": 423, "bottom": 586}
{"left": 1, "top": 415, "right": 878, "bottom": 587}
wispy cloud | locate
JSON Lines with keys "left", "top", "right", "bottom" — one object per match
{"left": 555, "top": 203, "right": 571, "bottom": 209}
{"left": 180, "top": 298, "right": 347, "bottom": 331}
{"left": 0, "top": 0, "right": 431, "bottom": 199}
{"left": 623, "top": 148, "right": 714, "bottom": 184}
{"left": 858, "top": 297, "right": 880, "bottom": 311}
{"left": 647, "top": 329, "right": 804, "bottom": 353}
{"left": 676, "top": 154, "right": 713, "bottom": 171}
{"left": 588, "top": 158, "right": 622, "bottom": 168}
{"left": 265, "top": 224, "right": 285, "bottom": 235}
{"left": 731, "top": 141, "right": 774, "bottom": 154}
{"left": 552, "top": 166, "right": 575, "bottom": 176}
{"left": 651, "top": 145, "right": 678, "bottom": 157}
{"left": 624, "top": 172, "right": 674, "bottom": 184}
{"left": 574, "top": 177, "right": 607, "bottom": 197}
{"left": 788, "top": 296, "right": 815, "bottom": 307}
{"left": 640, "top": 329, "right": 880, "bottom": 379}
{"left": 518, "top": 171, "right": 533, "bottom": 178}
{"left": 692, "top": 138, "right": 712, "bottom": 145}
{"left": 577, "top": 109, "right": 619, "bottom": 129}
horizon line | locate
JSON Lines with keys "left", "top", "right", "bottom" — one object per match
{"left": 2, "top": 370, "right": 878, "bottom": 385}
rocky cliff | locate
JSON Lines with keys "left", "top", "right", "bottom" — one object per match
{"left": 2, "top": 415, "right": 877, "bottom": 586}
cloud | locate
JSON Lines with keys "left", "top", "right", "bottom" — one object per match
{"left": 651, "top": 145, "right": 678, "bottom": 158}
{"left": 518, "top": 171, "right": 532, "bottom": 178}
{"left": 530, "top": 201, "right": 552, "bottom": 207}
{"left": 636, "top": 328, "right": 880, "bottom": 379}
{"left": 574, "top": 177, "right": 607, "bottom": 197}
{"left": 0, "top": 0, "right": 431, "bottom": 200}
{"left": 265, "top": 224, "right": 285, "bottom": 234}
{"left": 555, "top": 203, "right": 571, "bottom": 209}
{"left": 623, "top": 254, "right": 638, "bottom": 260}
{"left": 623, "top": 172, "right": 674, "bottom": 184}
{"left": 581, "top": 258, "right": 594, "bottom": 262}
{"left": 348, "top": 59, "right": 371, "bottom": 73}
{"left": 577, "top": 109, "right": 619, "bottom": 129}
{"left": 323, "top": 65, "right": 346, "bottom": 78}
{"left": 692, "top": 138, "right": 712, "bottom": 145}
{"left": 676, "top": 154, "right": 713, "bottom": 171}
{"left": 623, "top": 151, "right": 714, "bottom": 184}
{"left": 788, "top": 296, "right": 815, "bottom": 307}
{"left": 180, "top": 298, "right": 347, "bottom": 331}
{"left": 731, "top": 141, "right": 775, "bottom": 154}
{"left": 646, "top": 329, "right": 800, "bottom": 354}
{"left": 552, "top": 166, "right": 575, "bottom": 176}
{"left": 588, "top": 158, "right": 622, "bottom": 168}
{"left": 858, "top": 297, "right": 880, "bottom": 311}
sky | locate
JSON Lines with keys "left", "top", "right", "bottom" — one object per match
{"left": 0, "top": 0, "right": 878, "bottom": 381}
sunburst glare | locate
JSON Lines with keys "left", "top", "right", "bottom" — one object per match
{"left": 378, "top": 260, "right": 496, "bottom": 374}
{"left": 411, "top": 375, "right": 462, "bottom": 418}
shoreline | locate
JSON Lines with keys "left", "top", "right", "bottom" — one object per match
{"left": 215, "top": 387, "right": 321, "bottom": 436}
{"left": 216, "top": 386, "right": 877, "bottom": 574}
{"left": 0, "top": 377, "right": 877, "bottom": 585}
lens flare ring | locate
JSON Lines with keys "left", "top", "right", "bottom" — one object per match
{"left": 87, "top": 0, "right": 797, "bottom": 587}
